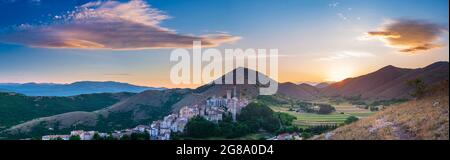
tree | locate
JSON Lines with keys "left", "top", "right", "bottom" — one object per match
{"left": 131, "top": 133, "right": 150, "bottom": 140}
{"left": 239, "top": 102, "right": 281, "bottom": 133}
{"left": 262, "top": 116, "right": 279, "bottom": 132}
{"left": 105, "top": 134, "right": 117, "bottom": 140}
{"left": 369, "top": 106, "right": 379, "bottom": 112}
{"left": 54, "top": 137, "right": 64, "bottom": 140}
{"left": 301, "top": 132, "right": 312, "bottom": 139}
{"left": 277, "top": 112, "right": 296, "bottom": 126}
{"left": 317, "top": 104, "right": 336, "bottom": 114}
{"left": 344, "top": 116, "right": 359, "bottom": 124}
{"left": 184, "top": 116, "right": 218, "bottom": 138}
{"left": 278, "top": 125, "right": 297, "bottom": 134}
{"left": 233, "top": 123, "right": 250, "bottom": 137}
{"left": 218, "top": 121, "right": 234, "bottom": 138}
{"left": 69, "top": 135, "right": 81, "bottom": 140}
{"left": 407, "top": 78, "right": 427, "bottom": 98}
{"left": 120, "top": 135, "right": 131, "bottom": 140}
{"left": 93, "top": 133, "right": 102, "bottom": 140}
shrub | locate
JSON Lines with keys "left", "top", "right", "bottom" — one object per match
{"left": 184, "top": 116, "right": 218, "bottom": 138}
{"left": 344, "top": 116, "right": 359, "bottom": 124}
{"left": 317, "top": 104, "right": 336, "bottom": 114}
{"left": 407, "top": 78, "right": 427, "bottom": 98}
{"left": 69, "top": 135, "right": 81, "bottom": 140}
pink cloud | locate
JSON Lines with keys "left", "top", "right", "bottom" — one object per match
{"left": 0, "top": 0, "right": 241, "bottom": 50}
{"left": 366, "top": 19, "right": 447, "bottom": 53}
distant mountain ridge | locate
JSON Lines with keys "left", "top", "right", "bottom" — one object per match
{"left": 322, "top": 61, "right": 449, "bottom": 100}
{"left": 0, "top": 81, "right": 165, "bottom": 96}
{"left": 315, "top": 82, "right": 333, "bottom": 88}
{"left": 278, "top": 82, "right": 322, "bottom": 100}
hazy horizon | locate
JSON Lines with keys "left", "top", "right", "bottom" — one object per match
{"left": 1, "top": 60, "right": 448, "bottom": 89}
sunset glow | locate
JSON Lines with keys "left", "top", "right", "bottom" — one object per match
{"left": 326, "top": 65, "right": 355, "bottom": 82}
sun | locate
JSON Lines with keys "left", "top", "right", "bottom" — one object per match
{"left": 326, "top": 65, "right": 354, "bottom": 82}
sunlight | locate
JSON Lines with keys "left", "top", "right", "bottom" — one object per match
{"left": 326, "top": 65, "right": 354, "bottom": 82}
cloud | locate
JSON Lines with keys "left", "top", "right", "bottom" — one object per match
{"left": 365, "top": 19, "right": 447, "bottom": 53}
{"left": 329, "top": 2, "right": 339, "bottom": 8}
{"left": 329, "top": 1, "right": 361, "bottom": 22}
{"left": 367, "top": 31, "right": 401, "bottom": 38}
{"left": 337, "top": 13, "right": 348, "bottom": 21}
{"left": 318, "top": 51, "right": 375, "bottom": 61}
{"left": 0, "top": 0, "right": 241, "bottom": 50}
{"left": 398, "top": 43, "right": 442, "bottom": 52}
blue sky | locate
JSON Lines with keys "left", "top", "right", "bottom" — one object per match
{"left": 0, "top": 0, "right": 448, "bottom": 87}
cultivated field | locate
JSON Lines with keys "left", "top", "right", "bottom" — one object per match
{"left": 270, "top": 102, "right": 375, "bottom": 127}
{"left": 332, "top": 102, "right": 375, "bottom": 117}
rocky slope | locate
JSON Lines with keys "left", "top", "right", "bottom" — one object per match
{"left": 316, "top": 80, "right": 449, "bottom": 140}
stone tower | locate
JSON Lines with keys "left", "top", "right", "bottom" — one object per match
{"left": 232, "top": 99, "right": 237, "bottom": 122}
{"left": 226, "top": 90, "right": 231, "bottom": 100}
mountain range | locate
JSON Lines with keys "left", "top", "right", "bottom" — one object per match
{"left": 0, "top": 81, "right": 165, "bottom": 96}
{"left": 276, "top": 61, "right": 449, "bottom": 101}
{"left": 322, "top": 61, "right": 449, "bottom": 100}
{"left": 0, "top": 61, "right": 448, "bottom": 139}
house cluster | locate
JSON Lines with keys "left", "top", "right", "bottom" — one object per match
{"left": 71, "top": 130, "right": 98, "bottom": 140}
{"left": 268, "top": 132, "right": 302, "bottom": 140}
{"left": 207, "top": 87, "right": 249, "bottom": 122}
{"left": 110, "top": 125, "right": 152, "bottom": 139}
{"left": 148, "top": 87, "right": 249, "bottom": 140}
{"left": 42, "top": 87, "right": 249, "bottom": 140}
{"left": 149, "top": 113, "right": 186, "bottom": 140}
{"left": 42, "top": 135, "right": 70, "bottom": 140}
{"left": 42, "top": 130, "right": 107, "bottom": 140}
{"left": 42, "top": 124, "right": 155, "bottom": 140}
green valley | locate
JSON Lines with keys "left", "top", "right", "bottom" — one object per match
{"left": 0, "top": 92, "right": 135, "bottom": 131}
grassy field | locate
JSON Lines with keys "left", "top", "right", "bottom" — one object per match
{"left": 333, "top": 102, "right": 375, "bottom": 116}
{"left": 346, "top": 112, "right": 376, "bottom": 117}
{"left": 270, "top": 102, "right": 375, "bottom": 127}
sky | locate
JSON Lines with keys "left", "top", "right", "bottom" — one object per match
{"left": 0, "top": 0, "right": 448, "bottom": 88}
